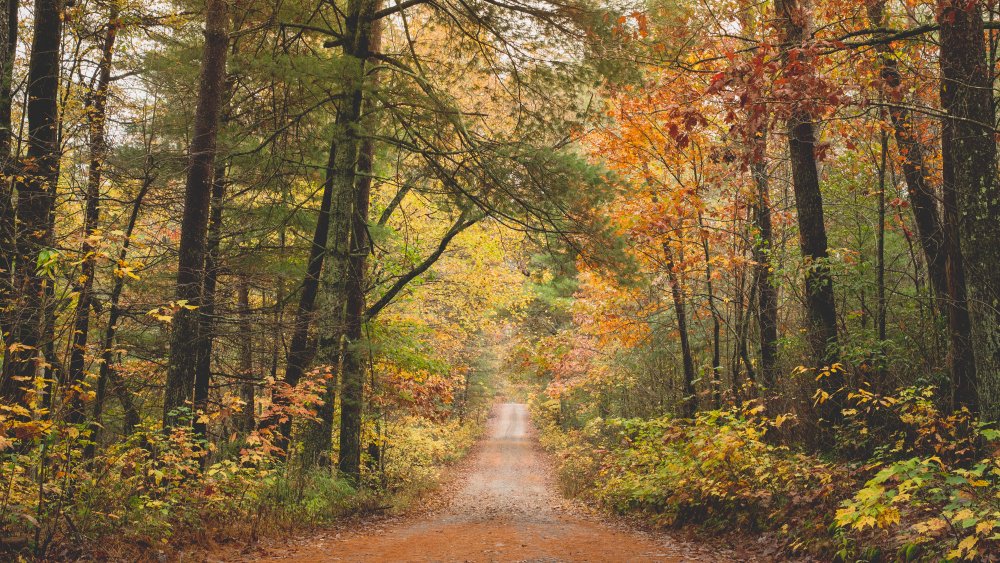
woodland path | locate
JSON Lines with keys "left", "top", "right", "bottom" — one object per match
{"left": 253, "top": 403, "right": 750, "bottom": 562}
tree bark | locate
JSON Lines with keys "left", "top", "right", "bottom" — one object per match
{"left": 775, "top": 0, "right": 843, "bottom": 427}
{"left": 876, "top": 129, "right": 888, "bottom": 346}
{"left": 163, "top": 0, "right": 229, "bottom": 428}
{"left": 663, "top": 241, "right": 697, "bottom": 418}
{"left": 750, "top": 129, "right": 779, "bottom": 388}
{"left": 867, "top": 0, "right": 949, "bottom": 309}
{"left": 261, "top": 140, "right": 336, "bottom": 450}
{"left": 87, "top": 167, "right": 151, "bottom": 457}
{"left": 236, "top": 279, "right": 255, "bottom": 434}
{"left": 938, "top": 0, "right": 998, "bottom": 414}
{"left": 0, "top": 0, "right": 18, "bottom": 349}
{"left": 193, "top": 164, "right": 226, "bottom": 438}
{"left": 68, "top": 10, "right": 120, "bottom": 424}
{"left": 336, "top": 0, "right": 380, "bottom": 481}
{"left": 1, "top": 0, "right": 63, "bottom": 405}
{"left": 697, "top": 212, "right": 722, "bottom": 407}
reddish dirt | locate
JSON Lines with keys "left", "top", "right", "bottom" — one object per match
{"left": 251, "top": 403, "right": 750, "bottom": 562}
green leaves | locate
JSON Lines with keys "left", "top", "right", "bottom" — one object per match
{"left": 35, "top": 248, "right": 60, "bottom": 279}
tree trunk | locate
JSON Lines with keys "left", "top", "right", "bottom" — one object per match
{"left": 876, "top": 129, "right": 888, "bottom": 346}
{"left": 938, "top": 0, "right": 999, "bottom": 414}
{"left": 87, "top": 167, "right": 151, "bottom": 457}
{"left": 867, "top": 1, "right": 949, "bottom": 309}
{"left": 163, "top": 0, "right": 229, "bottom": 428}
{"left": 663, "top": 241, "right": 696, "bottom": 418}
{"left": 697, "top": 213, "right": 721, "bottom": 407}
{"left": 193, "top": 164, "right": 226, "bottom": 438}
{"left": 68, "top": 11, "right": 120, "bottom": 424}
{"left": 0, "top": 0, "right": 18, "bottom": 349}
{"left": 262, "top": 140, "right": 336, "bottom": 450}
{"left": 236, "top": 279, "right": 255, "bottom": 434}
{"left": 335, "top": 0, "right": 380, "bottom": 482}
{"left": 775, "top": 0, "right": 843, "bottom": 427}
{"left": 1, "top": 0, "right": 63, "bottom": 405}
{"left": 750, "top": 129, "right": 779, "bottom": 388}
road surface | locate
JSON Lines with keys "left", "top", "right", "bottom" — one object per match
{"left": 261, "top": 403, "right": 741, "bottom": 562}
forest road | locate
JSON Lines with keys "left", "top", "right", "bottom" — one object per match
{"left": 258, "top": 402, "right": 739, "bottom": 562}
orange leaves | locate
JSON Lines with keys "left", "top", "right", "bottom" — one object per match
{"left": 259, "top": 367, "right": 331, "bottom": 427}
{"left": 612, "top": 11, "right": 650, "bottom": 42}
{"left": 374, "top": 361, "right": 459, "bottom": 421}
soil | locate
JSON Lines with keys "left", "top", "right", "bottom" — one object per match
{"left": 245, "top": 403, "right": 757, "bottom": 562}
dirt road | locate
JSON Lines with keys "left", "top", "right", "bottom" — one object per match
{"left": 261, "top": 403, "right": 743, "bottom": 562}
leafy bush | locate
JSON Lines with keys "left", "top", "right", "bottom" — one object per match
{"left": 535, "top": 385, "right": 1000, "bottom": 561}
{"left": 533, "top": 398, "right": 847, "bottom": 553}
{"left": 374, "top": 416, "right": 481, "bottom": 500}
{"left": 0, "top": 401, "right": 484, "bottom": 559}
{"left": 836, "top": 433, "right": 1000, "bottom": 561}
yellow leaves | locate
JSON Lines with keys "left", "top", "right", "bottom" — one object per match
{"left": 147, "top": 307, "right": 174, "bottom": 323}
{"left": 834, "top": 504, "right": 856, "bottom": 525}
{"left": 952, "top": 508, "right": 975, "bottom": 522}
{"left": 975, "top": 519, "right": 996, "bottom": 535}
{"left": 836, "top": 500, "right": 900, "bottom": 531}
{"left": 113, "top": 257, "right": 146, "bottom": 280}
{"left": 147, "top": 300, "right": 198, "bottom": 323}
{"left": 792, "top": 364, "right": 812, "bottom": 377}
{"left": 0, "top": 404, "right": 31, "bottom": 418}
{"left": 7, "top": 342, "right": 34, "bottom": 354}
{"left": 812, "top": 388, "right": 830, "bottom": 406}
{"left": 774, "top": 414, "right": 795, "bottom": 428}
{"left": 948, "top": 535, "right": 979, "bottom": 560}
{"left": 912, "top": 517, "right": 949, "bottom": 538}
{"left": 815, "top": 362, "right": 844, "bottom": 381}
{"left": 10, "top": 420, "right": 50, "bottom": 441}
{"left": 115, "top": 264, "right": 141, "bottom": 280}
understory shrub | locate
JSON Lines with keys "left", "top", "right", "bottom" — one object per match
{"left": 534, "top": 388, "right": 1000, "bottom": 561}
{"left": 0, "top": 408, "right": 484, "bottom": 560}
{"left": 534, "top": 398, "right": 846, "bottom": 554}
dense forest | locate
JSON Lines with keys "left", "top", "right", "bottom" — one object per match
{"left": 2, "top": 0, "right": 1000, "bottom": 558}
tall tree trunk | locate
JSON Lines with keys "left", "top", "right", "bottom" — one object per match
{"left": 335, "top": 0, "right": 379, "bottom": 482}
{"left": 236, "top": 279, "right": 255, "bottom": 433}
{"left": 697, "top": 212, "right": 721, "bottom": 407}
{"left": 335, "top": 120, "right": 375, "bottom": 478}
{"left": 87, "top": 167, "right": 151, "bottom": 457}
{"left": 876, "top": 129, "right": 888, "bottom": 347}
{"left": 261, "top": 140, "right": 336, "bottom": 451}
{"left": 750, "top": 129, "right": 779, "bottom": 388}
{"left": 730, "top": 265, "right": 748, "bottom": 405}
{"left": 67, "top": 11, "right": 120, "bottom": 424}
{"left": 775, "top": 0, "right": 843, "bottom": 427}
{"left": 163, "top": 0, "right": 229, "bottom": 428}
{"left": 1, "top": 0, "right": 63, "bottom": 405}
{"left": 663, "top": 241, "right": 696, "bottom": 418}
{"left": 938, "top": 0, "right": 999, "bottom": 414}
{"left": 867, "top": 0, "right": 949, "bottom": 309}
{"left": 193, "top": 164, "right": 226, "bottom": 438}
{"left": 0, "top": 0, "right": 18, "bottom": 350}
